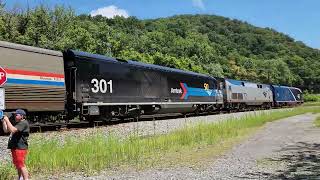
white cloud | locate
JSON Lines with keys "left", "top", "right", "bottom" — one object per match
{"left": 90, "top": 5, "right": 129, "bottom": 18}
{"left": 192, "top": 0, "right": 205, "bottom": 10}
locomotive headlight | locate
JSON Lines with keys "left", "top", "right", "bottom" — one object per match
{"left": 89, "top": 106, "right": 100, "bottom": 115}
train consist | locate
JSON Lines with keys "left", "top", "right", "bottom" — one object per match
{"left": 0, "top": 41, "right": 303, "bottom": 123}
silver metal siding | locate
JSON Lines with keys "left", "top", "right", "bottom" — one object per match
{"left": 0, "top": 41, "right": 65, "bottom": 112}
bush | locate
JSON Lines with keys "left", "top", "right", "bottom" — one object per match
{"left": 304, "top": 93, "right": 320, "bottom": 102}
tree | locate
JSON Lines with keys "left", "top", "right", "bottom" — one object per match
{"left": 0, "top": 6, "right": 319, "bottom": 92}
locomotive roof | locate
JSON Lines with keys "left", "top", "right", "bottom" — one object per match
{"left": 0, "top": 41, "right": 62, "bottom": 57}
{"left": 127, "top": 60, "right": 211, "bottom": 78}
{"left": 66, "top": 50, "right": 118, "bottom": 63}
{"left": 226, "top": 78, "right": 270, "bottom": 86}
{"left": 67, "top": 50, "right": 214, "bottom": 79}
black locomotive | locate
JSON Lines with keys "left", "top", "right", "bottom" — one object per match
{"left": 64, "top": 50, "right": 223, "bottom": 121}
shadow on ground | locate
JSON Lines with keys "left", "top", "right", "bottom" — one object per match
{"left": 236, "top": 142, "right": 320, "bottom": 179}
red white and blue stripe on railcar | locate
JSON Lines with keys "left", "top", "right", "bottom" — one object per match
{"left": 5, "top": 69, "right": 65, "bottom": 87}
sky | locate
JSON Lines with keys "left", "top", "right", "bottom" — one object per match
{"left": 5, "top": 0, "right": 320, "bottom": 49}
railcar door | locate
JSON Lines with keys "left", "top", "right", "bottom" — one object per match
{"left": 63, "top": 54, "right": 77, "bottom": 118}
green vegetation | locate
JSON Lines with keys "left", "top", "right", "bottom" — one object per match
{"left": 0, "top": 3, "right": 319, "bottom": 92}
{"left": 303, "top": 102, "right": 320, "bottom": 107}
{"left": 0, "top": 165, "right": 15, "bottom": 180}
{"left": 1, "top": 107, "right": 320, "bottom": 179}
{"left": 314, "top": 115, "right": 320, "bottom": 127}
{"left": 304, "top": 93, "right": 320, "bottom": 102}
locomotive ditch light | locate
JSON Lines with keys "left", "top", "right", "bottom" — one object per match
{"left": 88, "top": 106, "right": 100, "bottom": 115}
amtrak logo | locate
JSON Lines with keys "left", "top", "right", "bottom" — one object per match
{"left": 263, "top": 91, "right": 267, "bottom": 97}
{"left": 171, "top": 88, "right": 182, "bottom": 94}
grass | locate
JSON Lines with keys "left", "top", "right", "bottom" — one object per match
{"left": 314, "top": 115, "right": 320, "bottom": 127}
{"left": 304, "top": 94, "right": 320, "bottom": 102}
{"left": 0, "top": 165, "right": 16, "bottom": 180}
{"left": 303, "top": 102, "right": 320, "bottom": 107}
{"left": 1, "top": 106, "right": 320, "bottom": 179}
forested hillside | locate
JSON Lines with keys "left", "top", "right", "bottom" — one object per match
{"left": 0, "top": 4, "right": 319, "bottom": 92}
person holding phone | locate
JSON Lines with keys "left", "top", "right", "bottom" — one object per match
{"left": 1, "top": 109, "right": 30, "bottom": 180}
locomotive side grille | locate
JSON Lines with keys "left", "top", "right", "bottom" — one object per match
{"left": 141, "top": 71, "right": 162, "bottom": 98}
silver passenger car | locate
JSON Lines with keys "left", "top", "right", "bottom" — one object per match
{"left": 0, "top": 41, "right": 65, "bottom": 113}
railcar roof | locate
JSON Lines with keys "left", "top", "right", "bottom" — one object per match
{"left": 68, "top": 50, "right": 214, "bottom": 79}
{"left": 0, "top": 41, "right": 62, "bottom": 57}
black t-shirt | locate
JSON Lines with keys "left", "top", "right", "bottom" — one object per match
{"left": 7, "top": 120, "right": 30, "bottom": 149}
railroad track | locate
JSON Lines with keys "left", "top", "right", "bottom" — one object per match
{"left": 0, "top": 107, "right": 289, "bottom": 135}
